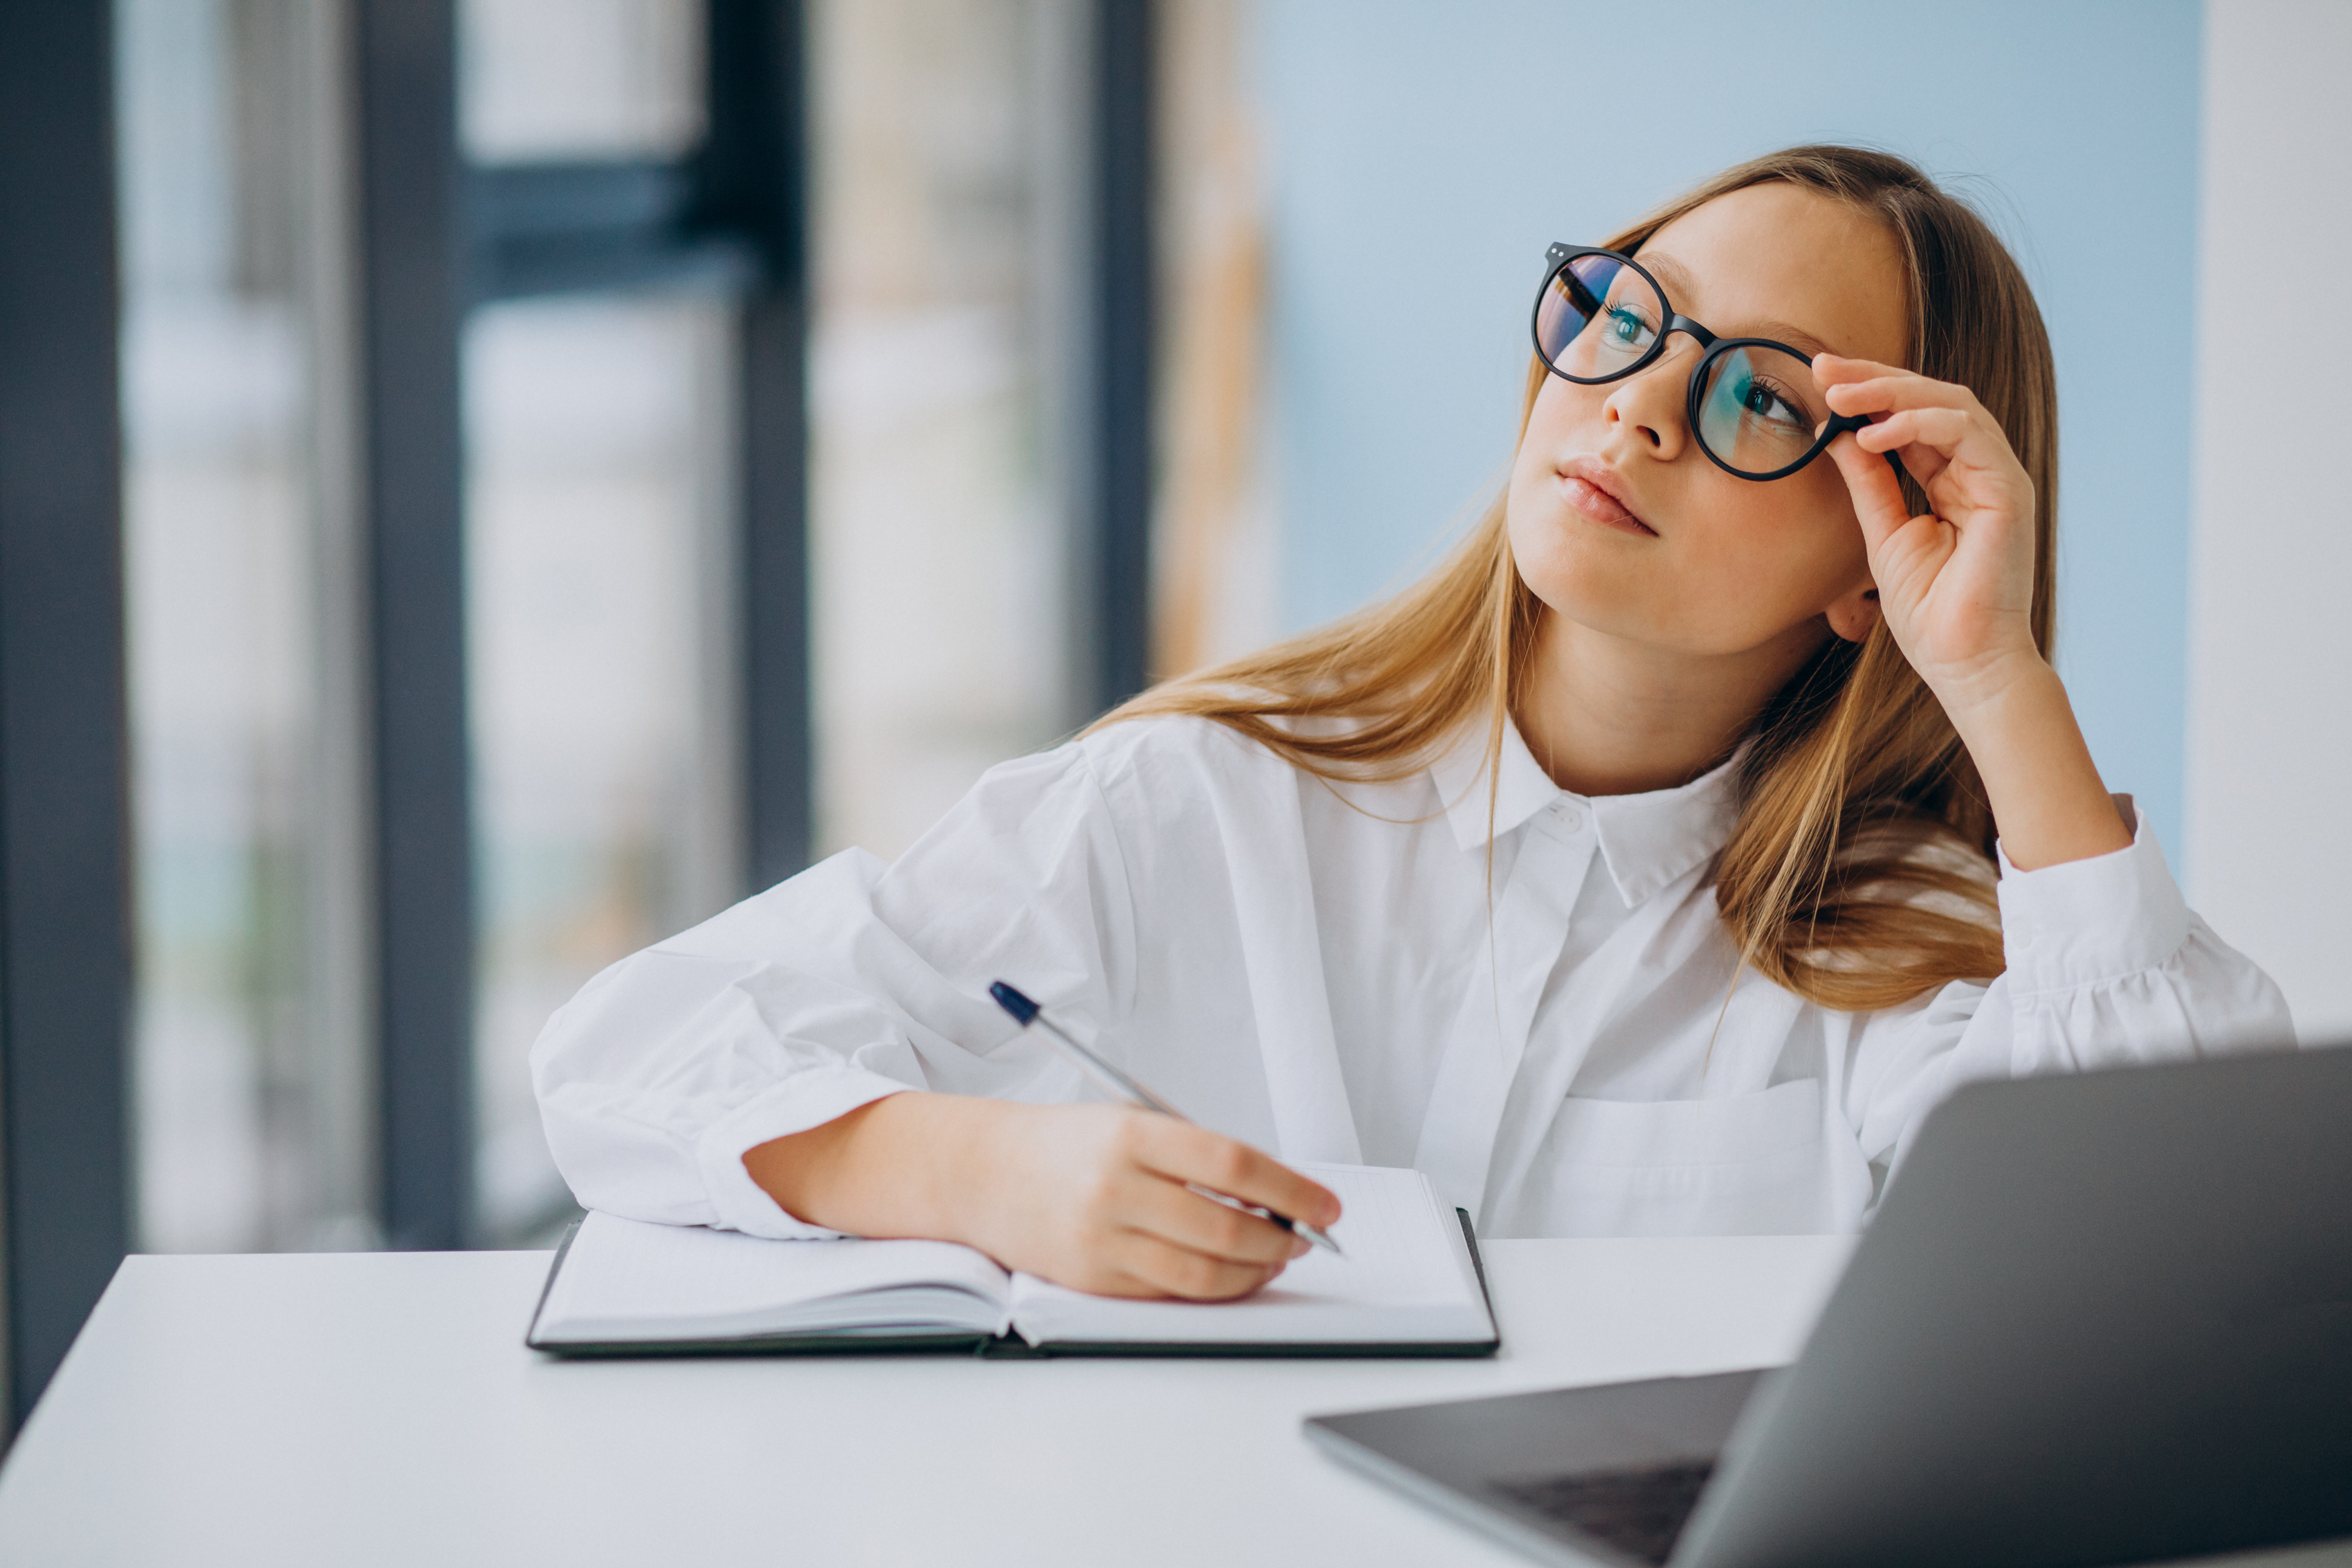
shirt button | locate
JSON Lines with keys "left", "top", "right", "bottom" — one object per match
{"left": 1552, "top": 804, "right": 1583, "bottom": 831}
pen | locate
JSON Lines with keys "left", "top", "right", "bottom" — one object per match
{"left": 988, "top": 980, "right": 1344, "bottom": 1257}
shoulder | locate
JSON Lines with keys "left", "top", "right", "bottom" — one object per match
{"left": 1075, "top": 710, "right": 1316, "bottom": 792}
{"left": 935, "top": 715, "right": 1319, "bottom": 844}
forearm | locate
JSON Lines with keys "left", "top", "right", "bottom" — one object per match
{"left": 742, "top": 1091, "right": 984, "bottom": 1242}
{"left": 740, "top": 1092, "right": 1336, "bottom": 1300}
{"left": 1942, "top": 658, "right": 2132, "bottom": 871}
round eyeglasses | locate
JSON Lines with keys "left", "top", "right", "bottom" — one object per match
{"left": 1531, "top": 243, "right": 1868, "bottom": 482}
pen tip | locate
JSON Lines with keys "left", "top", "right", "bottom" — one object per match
{"left": 989, "top": 980, "right": 1039, "bottom": 1026}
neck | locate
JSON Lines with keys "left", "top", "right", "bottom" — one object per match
{"left": 1512, "top": 610, "right": 1830, "bottom": 797}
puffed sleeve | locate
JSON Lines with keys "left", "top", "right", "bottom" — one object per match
{"left": 1841, "top": 804, "right": 2295, "bottom": 1174}
{"left": 529, "top": 739, "right": 1139, "bottom": 1238}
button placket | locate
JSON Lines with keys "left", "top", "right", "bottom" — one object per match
{"left": 1410, "top": 824, "right": 1594, "bottom": 1217}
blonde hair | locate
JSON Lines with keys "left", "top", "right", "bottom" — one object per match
{"left": 1101, "top": 145, "right": 2057, "bottom": 1012}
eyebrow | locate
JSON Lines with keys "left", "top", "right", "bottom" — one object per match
{"left": 1637, "top": 251, "right": 1835, "bottom": 359}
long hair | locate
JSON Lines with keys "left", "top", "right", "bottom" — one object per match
{"left": 1100, "top": 145, "right": 2057, "bottom": 1011}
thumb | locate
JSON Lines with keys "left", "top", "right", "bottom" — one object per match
{"left": 1826, "top": 430, "right": 1911, "bottom": 555}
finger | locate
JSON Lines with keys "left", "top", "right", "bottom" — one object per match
{"left": 1121, "top": 1172, "right": 1303, "bottom": 1266}
{"left": 1110, "top": 1230, "right": 1284, "bottom": 1302}
{"left": 1809, "top": 351, "right": 1907, "bottom": 389}
{"left": 1826, "top": 430, "right": 1915, "bottom": 553}
{"left": 1822, "top": 372, "right": 1978, "bottom": 418}
{"left": 1853, "top": 407, "right": 1974, "bottom": 456}
{"left": 1130, "top": 1120, "right": 1343, "bottom": 1230}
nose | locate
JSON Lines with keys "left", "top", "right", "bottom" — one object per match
{"left": 1601, "top": 344, "right": 1693, "bottom": 461}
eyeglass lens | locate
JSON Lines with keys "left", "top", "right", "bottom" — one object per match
{"left": 1536, "top": 257, "right": 1830, "bottom": 479}
{"left": 1536, "top": 254, "right": 1660, "bottom": 382}
{"left": 1692, "top": 344, "right": 1826, "bottom": 478}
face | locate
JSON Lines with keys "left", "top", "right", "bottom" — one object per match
{"left": 1505, "top": 183, "right": 1909, "bottom": 662}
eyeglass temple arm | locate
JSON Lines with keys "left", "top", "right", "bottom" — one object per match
{"left": 1821, "top": 411, "right": 1909, "bottom": 475}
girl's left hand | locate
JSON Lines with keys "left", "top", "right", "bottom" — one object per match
{"left": 1813, "top": 353, "right": 2133, "bottom": 871}
{"left": 1814, "top": 353, "right": 2043, "bottom": 714}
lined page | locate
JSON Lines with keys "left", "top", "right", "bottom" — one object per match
{"left": 533, "top": 1212, "right": 1013, "bottom": 1344}
{"left": 1006, "top": 1164, "right": 1492, "bottom": 1347}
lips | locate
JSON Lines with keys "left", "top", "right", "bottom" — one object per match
{"left": 1558, "top": 456, "right": 1656, "bottom": 536}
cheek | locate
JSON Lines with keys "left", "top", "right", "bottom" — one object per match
{"left": 1762, "top": 473, "right": 1871, "bottom": 589}
{"left": 1696, "top": 479, "right": 1871, "bottom": 622}
{"left": 1516, "top": 374, "right": 1595, "bottom": 458}
{"left": 1506, "top": 378, "right": 1615, "bottom": 528}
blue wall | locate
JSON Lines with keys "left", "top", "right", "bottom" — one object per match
{"left": 1255, "top": 0, "right": 2201, "bottom": 852}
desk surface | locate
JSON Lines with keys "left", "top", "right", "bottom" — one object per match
{"left": 3, "top": 1237, "right": 2345, "bottom": 1568}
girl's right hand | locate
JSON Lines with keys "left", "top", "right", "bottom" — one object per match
{"left": 742, "top": 1093, "right": 1343, "bottom": 1301}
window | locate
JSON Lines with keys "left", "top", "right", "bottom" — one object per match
{"left": 459, "top": 0, "right": 740, "bottom": 1245}
{"left": 118, "top": 0, "right": 371, "bottom": 1252}
{"left": 809, "top": 0, "right": 1080, "bottom": 861}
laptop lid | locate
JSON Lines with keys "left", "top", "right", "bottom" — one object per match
{"left": 1675, "top": 1043, "right": 2352, "bottom": 1568}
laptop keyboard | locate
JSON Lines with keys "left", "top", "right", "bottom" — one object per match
{"left": 1491, "top": 1460, "right": 1717, "bottom": 1565}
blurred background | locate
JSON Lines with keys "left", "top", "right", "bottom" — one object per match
{"left": 0, "top": 0, "right": 2345, "bottom": 1428}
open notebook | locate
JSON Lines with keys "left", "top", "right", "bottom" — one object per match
{"left": 528, "top": 1163, "right": 1498, "bottom": 1358}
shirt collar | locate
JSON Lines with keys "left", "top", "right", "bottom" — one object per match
{"left": 1426, "top": 717, "right": 1744, "bottom": 905}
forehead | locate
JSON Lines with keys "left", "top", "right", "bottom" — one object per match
{"left": 1637, "top": 183, "right": 1908, "bottom": 365}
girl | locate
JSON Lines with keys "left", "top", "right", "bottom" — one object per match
{"left": 533, "top": 145, "right": 2291, "bottom": 1302}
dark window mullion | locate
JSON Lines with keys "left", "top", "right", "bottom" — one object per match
{"left": 353, "top": 0, "right": 474, "bottom": 1251}
{"left": 0, "top": 0, "right": 133, "bottom": 1430}
{"left": 704, "top": 0, "right": 811, "bottom": 891}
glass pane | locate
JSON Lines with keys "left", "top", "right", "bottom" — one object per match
{"left": 464, "top": 296, "right": 739, "bottom": 1245}
{"left": 810, "top": 0, "right": 1074, "bottom": 862}
{"left": 461, "top": 0, "right": 706, "bottom": 163}
{"left": 118, "top": 0, "right": 371, "bottom": 1252}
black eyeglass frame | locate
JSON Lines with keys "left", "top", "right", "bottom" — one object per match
{"left": 1532, "top": 241, "right": 1871, "bottom": 483}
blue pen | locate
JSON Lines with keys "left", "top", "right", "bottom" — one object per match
{"left": 989, "top": 980, "right": 1344, "bottom": 1257}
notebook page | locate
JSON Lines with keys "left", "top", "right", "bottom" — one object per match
{"left": 1005, "top": 1164, "right": 1492, "bottom": 1347}
{"left": 534, "top": 1212, "right": 1013, "bottom": 1345}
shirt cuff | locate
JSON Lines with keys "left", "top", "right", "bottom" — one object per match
{"left": 692, "top": 1065, "right": 918, "bottom": 1239}
{"left": 1994, "top": 803, "right": 2190, "bottom": 995}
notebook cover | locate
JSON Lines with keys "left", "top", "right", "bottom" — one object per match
{"left": 526, "top": 1209, "right": 1501, "bottom": 1361}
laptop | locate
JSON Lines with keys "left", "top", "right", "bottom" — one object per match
{"left": 1305, "top": 1044, "right": 2352, "bottom": 1568}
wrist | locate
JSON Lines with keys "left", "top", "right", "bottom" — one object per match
{"left": 742, "top": 1089, "right": 978, "bottom": 1240}
{"left": 1936, "top": 661, "right": 2133, "bottom": 871}
{"left": 906, "top": 1093, "right": 1007, "bottom": 1248}
{"left": 1926, "top": 647, "right": 2057, "bottom": 738}
{"left": 851, "top": 1091, "right": 1006, "bottom": 1246}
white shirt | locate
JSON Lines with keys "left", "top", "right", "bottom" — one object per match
{"left": 531, "top": 714, "right": 2294, "bottom": 1239}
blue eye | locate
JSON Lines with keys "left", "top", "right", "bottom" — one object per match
{"left": 1734, "top": 376, "right": 1800, "bottom": 427}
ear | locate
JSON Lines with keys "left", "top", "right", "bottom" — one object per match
{"left": 1825, "top": 580, "right": 1881, "bottom": 644}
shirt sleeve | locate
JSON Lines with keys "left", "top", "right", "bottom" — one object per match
{"left": 1842, "top": 803, "right": 2296, "bottom": 1175}
{"left": 529, "top": 739, "right": 1140, "bottom": 1238}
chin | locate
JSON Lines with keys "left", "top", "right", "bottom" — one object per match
{"left": 1511, "top": 497, "right": 1624, "bottom": 574}
{"left": 1516, "top": 557, "right": 1745, "bottom": 656}
{"left": 1518, "top": 556, "right": 1655, "bottom": 638}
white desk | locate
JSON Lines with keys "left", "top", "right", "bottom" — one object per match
{"left": 1, "top": 1239, "right": 2345, "bottom": 1568}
